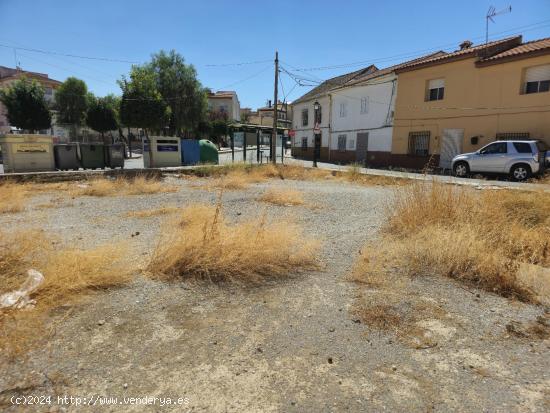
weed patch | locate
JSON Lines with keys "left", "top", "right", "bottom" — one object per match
{"left": 258, "top": 188, "right": 305, "bottom": 206}
{"left": 0, "top": 231, "right": 132, "bottom": 357}
{"left": 147, "top": 197, "right": 320, "bottom": 283}
{"left": 353, "top": 182, "right": 550, "bottom": 302}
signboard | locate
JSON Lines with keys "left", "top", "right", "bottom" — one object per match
{"left": 157, "top": 145, "right": 178, "bottom": 152}
{"left": 13, "top": 143, "right": 50, "bottom": 153}
{"left": 233, "top": 132, "right": 244, "bottom": 147}
{"left": 313, "top": 124, "right": 321, "bottom": 134}
{"left": 288, "top": 129, "right": 295, "bottom": 137}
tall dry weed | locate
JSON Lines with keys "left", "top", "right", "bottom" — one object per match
{"left": 0, "top": 182, "right": 29, "bottom": 213}
{"left": 354, "top": 181, "right": 550, "bottom": 301}
{"left": 0, "top": 231, "right": 133, "bottom": 357}
{"left": 147, "top": 199, "right": 320, "bottom": 283}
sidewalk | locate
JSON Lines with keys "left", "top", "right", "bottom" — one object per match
{"left": 286, "top": 158, "right": 550, "bottom": 192}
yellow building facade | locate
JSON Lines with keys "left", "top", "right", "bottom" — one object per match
{"left": 391, "top": 36, "right": 550, "bottom": 169}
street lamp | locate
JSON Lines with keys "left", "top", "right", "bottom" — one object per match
{"left": 313, "top": 101, "right": 321, "bottom": 167}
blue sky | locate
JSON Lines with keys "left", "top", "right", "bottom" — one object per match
{"left": 1, "top": 0, "right": 549, "bottom": 109}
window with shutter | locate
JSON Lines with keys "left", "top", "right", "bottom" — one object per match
{"left": 427, "top": 79, "right": 445, "bottom": 101}
{"left": 524, "top": 65, "right": 550, "bottom": 94}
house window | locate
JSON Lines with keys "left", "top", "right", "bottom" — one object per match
{"left": 496, "top": 132, "right": 530, "bottom": 140}
{"left": 315, "top": 106, "right": 322, "bottom": 124}
{"left": 408, "top": 131, "right": 430, "bottom": 156}
{"left": 360, "top": 97, "right": 369, "bottom": 114}
{"left": 301, "top": 137, "right": 308, "bottom": 149}
{"left": 337, "top": 134, "right": 347, "bottom": 151}
{"left": 348, "top": 137, "right": 355, "bottom": 151}
{"left": 339, "top": 102, "right": 347, "bottom": 117}
{"left": 44, "top": 87, "right": 53, "bottom": 96}
{"left": 427, "top": 79, "right": 444, "bottom": 101}
{"left": 301, "top": 109, "right": 309, "bottom": 126}
{"left": 524, "top": 64, "right": 550, "bottom": 94}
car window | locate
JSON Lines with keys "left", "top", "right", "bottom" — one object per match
{"left": 480, "top": 142, "right": 507, "bottom": 154}
{"left": 513, "top": 142, "right": 533, "bottom": 154}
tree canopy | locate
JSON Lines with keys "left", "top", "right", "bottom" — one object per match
{"left": 146, "top": 50, "right": 208, "bottom": 136}
{"left": 55, "top": 77, "right": 89, "bottom": 127}
{"left": 86, "top": 95, "right": 119, "bottom": 136}
{"left": 118, "top": 66, "right": 170, "bottom": 134}
{"left": 0, "top": 77, "right": 51, "bottom": 132}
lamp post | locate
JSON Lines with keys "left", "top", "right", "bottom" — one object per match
{"left": 313, "top": 101, "right": 321, "bottom": 168}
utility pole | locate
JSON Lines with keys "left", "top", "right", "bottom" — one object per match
{"left": 272, "top": 51, "right": 278, "bottom": 164}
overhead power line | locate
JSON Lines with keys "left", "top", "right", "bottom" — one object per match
{"left": 0, "top": 43, "right": 139, "bottom": 64}
{"left": 287, "top": 19, "right": 550, "bottom": 72}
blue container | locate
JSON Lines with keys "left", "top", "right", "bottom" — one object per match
{"left": 181, "top": 139, "right": 200, "bottom": 165}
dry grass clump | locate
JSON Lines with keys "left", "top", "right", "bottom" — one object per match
{"left": 0, "top": 181, "right": 29, "bottom": 213}
{"left": 0, "top": 231, "right": 132, "bottom": 357}
{"left": 353, "top": 182, "right": 550, "bottom": 302}
{"left": 258, "top": 188, "right": 305, "bottom": 206}
{"left": 69, "top": 176, "right": 177, "bottom": 197}
{"left": 147, "top": 200, "right": 320, "bottom": 283}
{"left": 125, "top": 206, "right": 180, "bottom": 218}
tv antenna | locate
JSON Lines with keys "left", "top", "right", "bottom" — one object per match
{"left": 486, "top": 5, "right": 512, "bottom": 45}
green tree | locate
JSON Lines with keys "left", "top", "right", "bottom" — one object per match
{"left": 0, "top": 78, "right": 51, "bottom": 132}
{"left": 86, "top": 96, "right": 119, "bottom": 139}
{"left": 147, "top": 50, "right": 207, "bottom": 136}
{"left": 118, "top": 66, "right": 170, "bottom": 136}
{"left": 55, "top": 77, "right": 88, "bottom": 139}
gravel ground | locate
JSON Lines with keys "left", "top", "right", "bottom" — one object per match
{"left": 1, "top": 176, "right": 549, "bottom": 412}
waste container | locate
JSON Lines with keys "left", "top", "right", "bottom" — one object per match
{"left": 142, "top": 136, "right": 181, "bottom": 168}
{"left": 181, "top": 139, "right": 200, "bottom": 165}
{"left": 0, "top": 134, "right": 55, "bottom": 172}
{"left": 199, "top": 139, "right": 219, "bottom": 164}
{"left": 54, "top": 144, "right": 79, "bottom": 170}
{"left": 104, "top": 143, "right": 125, "bottom": 169}
{"left": 79, "top": 143, "right": 105, "bottom": 169}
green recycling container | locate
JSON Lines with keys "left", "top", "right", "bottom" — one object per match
{"left": 79, "top": 143, "right": 105, "bottom": 169}
{"left": 199, "top": 139, "right": 219, "bottom": 164}
{"left": 54, "top": 143, "right": 80, "bottom": 170}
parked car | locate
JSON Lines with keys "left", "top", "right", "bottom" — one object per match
{"left": 452, "top": 140, "right": 547, "bottom": 181}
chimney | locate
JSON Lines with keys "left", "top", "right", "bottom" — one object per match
{"left": 267, "top": 100, "right": 272, "bottom": 108}
{"left": 459, "top": 40, "right": 473, "bottom": 50}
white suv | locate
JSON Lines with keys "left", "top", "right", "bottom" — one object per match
{"left": 452, "top": 140, "right": 547, "bottom": 181}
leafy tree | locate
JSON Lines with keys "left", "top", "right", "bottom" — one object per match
{"left": 0, "top": 77, "right": 51, "bottom": 132}
{"left": 86, "top": 96, "right": 119, "bottom": 139}
{"left": 147, "top": 50, "right": 207, "bottom": 136}
{"left": 118, "top": 66, "right": 170, "bottom": 136}
{"left": 55, "top": 77, "right": 88, "bottom": 139}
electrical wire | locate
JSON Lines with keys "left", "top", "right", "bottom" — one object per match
{"left": 286, "top": 19, "right": 550, "bottom": 72}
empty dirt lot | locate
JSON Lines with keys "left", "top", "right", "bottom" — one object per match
{"left": 1, "top": 172, "right": 549, "bottom": 412}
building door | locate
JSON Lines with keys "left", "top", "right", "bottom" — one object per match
{"left": 439, "top": 129, "right": 464, "bottom": 169}
{"left": 356, "top": 132, "right": 369, "bottom": 163}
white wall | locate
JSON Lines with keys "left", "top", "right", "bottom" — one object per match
{"left": 330, "top": 74, "right": 396, "bottom": 152}
{"left": 291, "top": 95, "right": 330, "bottom": 147}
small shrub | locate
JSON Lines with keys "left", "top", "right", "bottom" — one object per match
{"left": 125, "top": 206, "right": 180, "bottom": 218}
{"left": 71, "top": 176, "right": 177, "bottom": 197}
{"left": 258, "top": 189, "right": 305, "bottom": 206}
{"left": 0, "top": 182, "right": 28, "bottom": 213}
{"left": 0, "top": 231, "right": 132, "bottom": 357}
{"left": 353, "top": 181, "right": 550, "bottom": 302}
{"left": 147, "top": 201, "right": 320, "bottom": 283}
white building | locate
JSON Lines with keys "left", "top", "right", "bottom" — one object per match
{"left": 290, "top": 52, "right": 444, "bottom": 165}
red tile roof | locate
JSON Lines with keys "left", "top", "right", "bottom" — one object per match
{"left": 395, "top": 36, "right": 523, "bottom": 72}
{"left": 477, "top": 37, "right": 550, "bottom": 65}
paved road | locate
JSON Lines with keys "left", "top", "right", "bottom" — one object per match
{"left": 286, "top": 158, "right": 550, "bottom": 192}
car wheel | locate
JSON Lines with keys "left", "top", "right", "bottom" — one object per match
{"left": 453, "top": 162, "right": 469, "bottom": 178}
{"left": 510, "top": 164, "right": 531, "bottom": 181}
